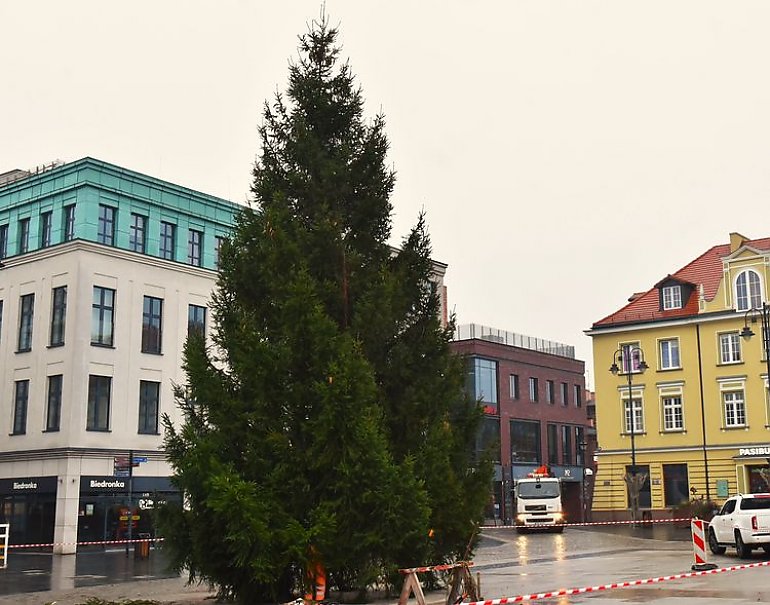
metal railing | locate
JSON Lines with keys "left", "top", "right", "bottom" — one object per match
{"left": 454, "top": 323, "right": 575, "bottom": 359}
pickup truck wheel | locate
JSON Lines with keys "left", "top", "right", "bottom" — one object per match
{"left": 708, "top": 528, "right": 726, "bottom": 555}
{"left": 762, "top": 545, "right": 770, "bottom": 554}
{"left": 735, "top": 530, "right": 751, "bottom": 559}
{"left": 553, "top": 525, "right": 565, "bottom": 534}
{"left": 515, "top": 527, "right": 527, "bottom": 534}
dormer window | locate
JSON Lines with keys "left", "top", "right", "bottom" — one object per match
{"left": 735, "top": 269, "right": 762, "bottom": 312}
{"left": 662, "top": 285, "right": 682, "bottom": 310}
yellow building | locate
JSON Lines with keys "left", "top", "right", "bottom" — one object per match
{"left": 587, "top": 232, "right": 770, "bottom": 520}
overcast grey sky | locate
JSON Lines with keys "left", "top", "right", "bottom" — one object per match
{"left": 3, "top": 1, "right": 769, "bottom": 387}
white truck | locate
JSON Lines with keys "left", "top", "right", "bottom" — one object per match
{"left": 513, "top": 475, "right": 565, "bottom": 533}
{"left": 708, "top": 493, "right": 770, "bottom": 558}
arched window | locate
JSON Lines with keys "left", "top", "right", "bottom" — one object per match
{"left": 735, "top": 269, "right": 762, "bottom": 311}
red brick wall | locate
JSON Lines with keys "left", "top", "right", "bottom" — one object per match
{"left": 451, "top": 338, "right": 588, "bottom": 467}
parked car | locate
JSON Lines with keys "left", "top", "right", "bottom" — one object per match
{"left": 708, "top": 493, "right": 770, "bottom": 558}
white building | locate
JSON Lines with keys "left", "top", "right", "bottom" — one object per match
{"left": 0, "top": 159, "right": 236, "bottom": 553}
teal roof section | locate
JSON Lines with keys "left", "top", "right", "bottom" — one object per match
{"left": 0, "top": 157, "right": 241, "bottom": 269}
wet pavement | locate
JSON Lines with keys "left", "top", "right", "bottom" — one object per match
{"left": 1, "top": 524, "right": 769, "bottom": 603}
{"left": 475, "top": 525, "right": 770, "bottom": 603}
{"left": 0, "top": 546, "right": 178, "bottom": 596}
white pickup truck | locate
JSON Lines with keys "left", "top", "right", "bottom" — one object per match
{"left": 708, "top": 493, "right": 770, "bottom": 558}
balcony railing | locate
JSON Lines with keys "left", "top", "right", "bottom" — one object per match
{"left": 454, "top": 323, "right": 575, "bottom": 359}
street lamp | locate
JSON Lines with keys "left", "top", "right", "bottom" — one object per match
{"left": 610, "top": 345, "right": 648, "bottom": 524}
{"left": 741, "top": 303, "right": 770, "bottom": 386}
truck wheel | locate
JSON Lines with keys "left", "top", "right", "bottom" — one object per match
{"left": 735, "top": 531, "right": 751, "bottom": 559}
{"left": 515, "top": 527, "right": 527, "bottom": 534}
{"left": 708, "top": 529, "right": 726, "bottom": 555}
{"left": 762, "top": 545, "right": 770, "bottom": 554}
{"left": 553, "top": 525, "right": 565, "bottom": 533}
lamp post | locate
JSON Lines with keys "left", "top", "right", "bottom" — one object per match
{"left": 610, "top": 345, "right": 648, "bottom": 524}
{"left": 578, "top": 440, "right": 588, "bottom": 522}
{"left": 741, "top": 304, "right": 770, "bottom": 492}
{"left": 741, "top": 303, "right": 770, "bottom": 392}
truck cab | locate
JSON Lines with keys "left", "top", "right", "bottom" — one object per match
{"left": 513, "top": 473, "right": 564, "bottom": 533}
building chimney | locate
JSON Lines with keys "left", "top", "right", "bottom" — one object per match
{"left": 730, "top": 232, "right": 749, "bottom": 253}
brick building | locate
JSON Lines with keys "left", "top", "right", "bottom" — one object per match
{"left": 451, "top": 324, "right": 591, "bottom": 524}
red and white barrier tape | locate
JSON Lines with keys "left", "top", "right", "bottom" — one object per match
{"left": 463, "top": 560, "right": 770, "bottom": 605}
{"left": 482, "top": 517, "right": 693, "bottom": 529}
{"left": 8, "top": 537, "right": 165, "bottom": 550}
{"left": 399, "top": 561, "right": 473, "bottom": 575}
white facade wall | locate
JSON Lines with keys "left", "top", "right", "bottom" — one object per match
{"left": 0, "top": 240, "right": 217, "bottom": 552}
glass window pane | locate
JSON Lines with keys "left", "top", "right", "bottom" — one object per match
{"left": 87, "top": 375, "right": 111, "bottom": 431}
{"left": 510, "top": 420, "right": 541, "bottom": 463}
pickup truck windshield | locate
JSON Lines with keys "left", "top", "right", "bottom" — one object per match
{"left": 740, "top": 498, "right": 770, "bottom": 511}
{"left": 517, "top": 482, "right": 560, "bottom": 499}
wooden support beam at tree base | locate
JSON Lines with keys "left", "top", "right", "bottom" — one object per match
{"left": 398, "top": 561, "right": 478, "bottom": 605}
{"left": 398, "top": 571, "right": 427, "bottom": 605}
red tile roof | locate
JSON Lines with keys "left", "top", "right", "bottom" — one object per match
{"left": 592, "top": 237, "right": 770, "bottom": 328}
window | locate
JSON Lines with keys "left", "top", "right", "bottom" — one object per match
{"left": 40, "top": 211, "right": 52, "bottom": 248}
{"left": 214, "top": 236, "right": 225, "bottom": 268}
{"left": 188, "top": 304, "right": 207, "bottom": 338}
{"left": 87, "top": 375, "right": 111, "bottom": 431}
{"left": 46, "top": 375, "right": 63, "bottom": 432}
{"left": 17, "top": 293, "right": 34, "bottom": 352}
{"left": 510, "top": 420, "right": 541, "bottom": 463}
{"left": 0, "top": 224, "right": 7, "bottom": 258}
{"left": 662, "top": 285, "right": 682, "bottom": 310}
{"left": 574, "top": 384, "right": 582, "bottom": 407}
{"left": 575, "top": 426, "right": 585, "bottom": 465}
{"left": 623, "top": 396, "right": 644, "bottom": 434}
{"left": 138, "top": 380, "right": 160, "bottom": 434}
{"left": 12, "top": 380, "right": 29, "bottom": 435}
{"left": 621, "top": 342, "right": 643, "bottom": 373}
{"left": 561, "top": 382, "right": 569, "bottom": 406}
{"left": 561, "top": 425, "right": 573, "bottom": 465}
{"left": 50, "top": 286, "right": 67, "bottom": 346}
{"left": 723, "top": 390, "right": 746, "bottom": 427}
{"left": 129, "top": 213, "right": 146, "bottom": 253}
{"left": 476, "top": 417, "right": 501, "bottom": 463}
{"left": 719, "top": 332, "right": 742, "bottom": 364}
{"left": 18, "top": 218, "right": 30, "bottom": 253}
{"left": 91, "top": 286, "right": 115, "bottom": 346}
{"left": 509, "top": 374, "right": 519, "bottom": 400}
{"left": 659, "top": 338, "right": 680, "bottom": 369}
{"left": 546, "top": 380, "right": 555, "bottom": 404}
{"left": 736, "top": 269, "right": 762, "bottom": 312}
{"left": 663, "top": 463, "right": 689, "bottom": 507}
{"left": 547, "top": 424, "right": 559, "bottom": 464}
{"left": 159, "top": 221, "right": 176, "bottom": 260}
{"left": 529, "top": 377, "right": 539, "bottom": 402}
{"left": 188, "top": 229, "right": 202, "bottom": 266}
{"left": 662, "top": 395, "right": 684, "bottom": 431}
{"left": 97, "top": 205, "right": 116, "bottom": 246}
{"left": 720, "top": 499, "right": 737, "bottom": 515}
{"left": 141, "top": 296, "right": 163, "bottom": 354}
{"left": 63, "top": 204, "right": 75, "bottom": 242}
{"left": 467, "top": 358, "right": 498, "bottom": 413}
{"left": 740, "top": 496, "right": 770, "bottom": 511}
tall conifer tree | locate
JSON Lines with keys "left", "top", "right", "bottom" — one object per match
{"left": 161, "top": 15, "right": 491, "bottom": 603}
